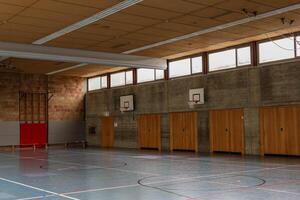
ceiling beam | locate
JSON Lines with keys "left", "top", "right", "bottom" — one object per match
{"left": 123, "top": 3, "right": 300, "bottom": 54}
{"left": 0, "top": 41, "right": 167, "bottom": 69}
{"left": 33, "top": 0, "right": 143, "bottom": 45}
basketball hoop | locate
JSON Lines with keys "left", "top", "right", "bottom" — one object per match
{"left": 188, "top": 100, "right": 199, "bottom": 108}
{"left": 120, "top": 102, "right": 130, "bottom": 113}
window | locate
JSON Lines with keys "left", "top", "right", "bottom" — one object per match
{"left": 209, "top": 49, "right": 236, "bottom": 71}
{"left": 126, "top": 71, "right": 133, "bottom": 84}
{"left": 88, "top": 75, "right": 107, "bottom": 91}
{"left": 137, "top": 69, "right": 165, "bottom": 83}
{"left": 155, "top": 69, "right": 164, "bottom": 80}
{"left": 169, "top": 56, "right": 203, "bottom": 78}
{"left": 137, "top": 68, "right": 155, "bottom": 83}
{"left": 191, "top": 56, "right": 203, "bottom": 73}
{"left": 208, "top": 46, "right": 251, "bottom": 71}
{"left": 101, "top": 76, "right": 107, "bottom": 88}
{"left": 259, "top": 37, "right": 295, "bottom": 64}
{"left": 237, "top": 46, "right": 251, "bottom": 66}
{"left": 110, "top": 70, "right": 133, "bottom": 88}
{"left": 296, "top": 36, "right": 300, "bottom": 57}
{"left": 88, "top": 77, "right": 100, "bottom": 91}
{"left": 111, "top": 72, "right": 125, "bottom": 87}
{"left": 169, "top": 58, "right": 191, "bottom": 78}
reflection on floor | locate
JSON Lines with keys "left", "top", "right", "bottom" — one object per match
{"left": 0, "top": 148, "right": 299, "bottom": 200}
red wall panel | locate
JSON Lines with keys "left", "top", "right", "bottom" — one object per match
{"left": 20, "top": 123, "right": 47, "bottom": 145}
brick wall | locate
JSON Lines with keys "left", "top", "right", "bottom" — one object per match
{"left": 0, "top": 72, "right": 86, "bottom": 145}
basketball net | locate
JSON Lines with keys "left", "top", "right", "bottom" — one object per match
{"left": 188, "top": 100, "right": 199, "bottom": 109}
{"left": 120, "top": 105, "right": 129, "bottom": 114}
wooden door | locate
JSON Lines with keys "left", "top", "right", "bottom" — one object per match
{"left": 170, "top": 112, "right": 198, "bottom": 152}
{"left": 101, "top": 117, "right": 114, "bottom": 148}
{"left": 283, "top": 106, "right": 300, "bottom": 155}
{"left": 209, "top": 110, "right": 230, "bottom": 152}
{"left": 260, "top": 107, "right": 286, "bottom": 155}
{"left": 228, "top": 109, "right": 245, "bottom": 154}
{"left": 138, "top": 114, "right": 161, "bottom": 150}
{"left": 210, "top": 109, "right": 244, "bottom": 153}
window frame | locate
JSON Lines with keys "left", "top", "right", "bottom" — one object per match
{"left": 136, "top": 68, "right": 166, "bottom": 84}
{"left": 168, "top": 53, "right": 204, "bottom": 79}
{"left": 257, "top": 34, "right": 297, "bottom": 65}
{"left": 110, "top": 69, "right": 134, "bottom": 88}
{"left": 207, "top": 43, "right": 252, "bottom": 73}
{"left": 87, "top": 75, "right": 110, "bottom": 92}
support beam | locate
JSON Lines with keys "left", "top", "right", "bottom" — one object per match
{"left": 0, "top": 41, "right": 167, "bottom": 69}
{"left": 123, "top": 3, "right": 300, "bottom": 54}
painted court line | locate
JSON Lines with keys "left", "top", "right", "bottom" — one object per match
{"left": 16, "top": 164, "right": 300, "bottom": 200}
{"left": 0, "top": 177, "right": 79, "bottom": 200}
{"left": 22, "top": 156, "right": 159, "bottom": 176}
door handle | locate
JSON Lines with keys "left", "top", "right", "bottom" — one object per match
{"left": 280, "top": 128, "right": 284, "bottom": 132}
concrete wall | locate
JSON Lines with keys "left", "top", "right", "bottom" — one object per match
{"left": 86, "top": 60, "right": 300, "bottom": 155}
{"left": 0, "top": 73, "right": 86, "bottom": 146}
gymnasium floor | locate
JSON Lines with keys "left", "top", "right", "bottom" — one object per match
{"left": 0, "top": 148, "right": 299, "bottom": 200}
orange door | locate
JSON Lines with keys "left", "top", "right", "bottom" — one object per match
{"left": 284, "top": 106, "right": 300, "bottom": 155}
{"left": 101, "top": 117, "right": 114, "bottom": 148}
{"left": 209, "top": 110, "right": 230, "bottom": 152}
{"left": 170, "top": 112, "right": 198, "bottom": 152}
{"left": 138, "top": 114, "right": 161, "bottom": 150}
{"left": 229, "top": 109, "right": 245, "bottom": 153}
{"left": 260, "top": 107, "right": 286, "bottom": 155}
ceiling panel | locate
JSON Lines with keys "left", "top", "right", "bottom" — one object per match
{"left": 9, "top": 58, "right": 74, "bottom": 74}
{"left": 64, "top": 31, "right": 111, "bottom": 42}
{"left": 48, "top": 0, "right": 122, "bottom": 9}
{"left": 213, "top": 0, "right": 274, "bottom": 13}
{"left": 122, "top": 4, "right": 182, "bottom": 20}
{"left": 0, "top": 0, "right": 37, "bottom": 7}
{"left": 103, "top": 12, "right": 160, "bottom": 26}
{"left": 0, "top": 23, "right": 56, "bottom": 34}
{"left": 138, "top": 27, "right": 183, "bottom": 38}
{"left": 9, "top": 15, "right": 67, "bottom": 29}
{"left": 59, "top": 64, "right": 125, "bottom": 77}
{"left": 171, "top": 15, "right": 223, "bottom": 28}
{"left": 122, "top": 32, "right": 168, "bottom": 43}
{"left": 18, "top": 8, "right": 84, "bottom": 23}
{"left": 191, "top": 6, "right": 230, "bottom": 18}
{"left": 94, "top": 20, "right": 144, "bottom": 32}
{"left": 31, "top": 0, "right": 100, "bottom": 16}
{"left": 249, "top": 0, "right": 300, "bottom": 8}
{"left": 183, "top": 0, "right": 225, "bottom": 6}
{"left": 0, "top": 28, "right": 44, "bottom": 42}
{"left": 0, "top": 2, "right": 25, "bottom": 15}
{"left": 214, "top": 12, "right": 245, "bottom": 22}
{"left": 141, "top": 0, "right": 205, "bottom": 13}
{"left": 154, "top": 22, "right": 200, "bottom": 34}
{"left": 77, "top": 25, "right": 129, "bottom": 37}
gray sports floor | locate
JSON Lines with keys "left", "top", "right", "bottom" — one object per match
{"left": 0, "top": 148, "right": 299, "bottom": 200}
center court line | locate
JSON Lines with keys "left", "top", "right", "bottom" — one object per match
{"left": 0, "top": 177, "right": 79, "bottom": 200}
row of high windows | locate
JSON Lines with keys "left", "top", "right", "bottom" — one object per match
{"left": 88, "top": 34, "right": 300, "bottom": 91}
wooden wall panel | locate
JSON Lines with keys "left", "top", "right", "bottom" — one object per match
{"left": 209, "top": 109, "right": 244, "bottom": 154}
{"left": 260, "top": 105, "right": 300, "bottom": 156}
{"left": 100, "top": 116, "right": 114, "bottom": 148}
{"left": 229, "top": 109, "right": 245, "bottom": 154}
{"left": 138, "top": 114, "right": 161, "bottom": 150}
{"left": 170, "top": 112, "right": 198, "bottom": 152}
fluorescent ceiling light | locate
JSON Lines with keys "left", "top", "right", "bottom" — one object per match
{"left": 0, "top": 41, "right": 167, "bottom": 69}
{"left": 33, "top": 0, "right": 143, "bottom": 45}
{"left": 46, "top": 63, "right": 88, "bottom": 75}
{"left": 123, "top": 3, "right": 300, "bottom": 54}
